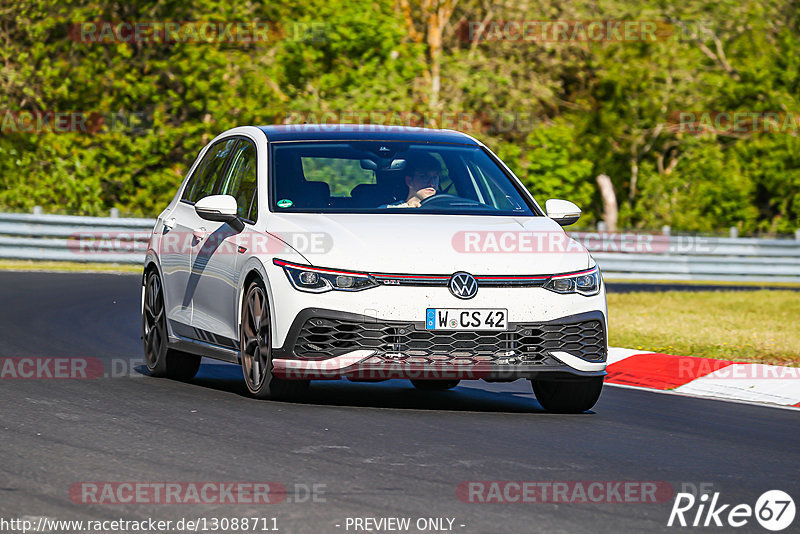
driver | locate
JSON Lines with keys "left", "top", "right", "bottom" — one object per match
{"left": 386, "top": 154, "right": 442, "bottom": 208}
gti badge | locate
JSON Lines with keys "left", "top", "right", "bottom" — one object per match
{"left": 449, "top": 272, "right": 478, "bottom": 299}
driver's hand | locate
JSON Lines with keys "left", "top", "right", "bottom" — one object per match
{"left": 407, "top": 197, "right": 422, "bottom": 208}
{"left": 417, "top": 187, "right": 436, "bottom": 202}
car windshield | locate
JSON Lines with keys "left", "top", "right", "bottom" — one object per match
{"left": 270, "top": 141, "right": 538, "bottom": 215}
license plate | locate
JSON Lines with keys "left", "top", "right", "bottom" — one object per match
{"left": 425, "top": 308, "right": 508, "bottom": 331}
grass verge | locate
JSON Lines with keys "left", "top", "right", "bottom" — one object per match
{"left": 605, "top": 278, "right": 800, "bottom": 288}
{"left": 608, "top": 290, "right": 800, "bottom": 366}
{"left": 0, "top": 259, "right": 142, "bottom": 274}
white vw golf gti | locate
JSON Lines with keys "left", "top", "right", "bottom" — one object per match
{"left": 142, "top": 125, "right": 608, "bottom": 412}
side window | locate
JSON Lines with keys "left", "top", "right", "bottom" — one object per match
{"left": 467, "top": 157, "right": 522, "bottom": 210}
{"left": 219, "top": 140, "right": 258, "bottom": 221}
{"left": 181, "top": 138, "right": 238, "bottom": 203}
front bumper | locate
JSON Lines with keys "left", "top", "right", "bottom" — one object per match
{"left": 272, "top": 308, "right": 607, "bottom": 380}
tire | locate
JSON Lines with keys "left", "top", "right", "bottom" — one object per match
{"left": 142, "top": 270, "right": 201, "bottom": 381}
{"left": 410, "top": 379, "right": 460, "bottom": 391}
{"left": 240, "top": 278, "right": 308, "bottom": 400}
{"left": 530, "top": 376, "right": 603, "bottom": 413}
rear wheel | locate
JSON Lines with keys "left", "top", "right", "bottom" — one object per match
{"left": 530, "top": 376, "right": 603, "bottom": 413}
{"left": 240, "top": 279, "right": 308, "bottom": 399}
{"left": 410, "top": 379, "right": 460, "bottom": 391}
{"left": 142, "top": 270, "right": 201, "bottom": 381}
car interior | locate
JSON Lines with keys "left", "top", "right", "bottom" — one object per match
{"left": 272, "top": 143, "right": 505, "bottom": 210}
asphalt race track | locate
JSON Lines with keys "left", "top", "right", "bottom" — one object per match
{"left": 1, "top": 272, "right": 798, "bottom": 533}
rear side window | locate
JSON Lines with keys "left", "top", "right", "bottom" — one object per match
{"left": 182, "top": 138, "right": 238, "bottom": 203}
{"left": 219, "top": 140, "right": 258, "bottom": 221}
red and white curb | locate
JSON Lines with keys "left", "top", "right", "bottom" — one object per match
{"left": 606, "top": 347, "right": 800, "bottom": 408}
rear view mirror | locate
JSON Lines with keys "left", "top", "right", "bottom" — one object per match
{"left": 360, "top": 159, "right": 378, "bottom": 170}
{"left": 194, "top": 195, "right": 244, "bottom": 232}
{"left": 545, "top": 199, "right": 581, "bottom": 226}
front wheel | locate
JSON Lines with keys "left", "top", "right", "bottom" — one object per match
{"left": 142, "top": 270, "right": 201, "bottom": 381}
{"left": 240, "top": 279, "right": 308, "bottom": 399}
{"left": 530, "top": 376, "right": 603, "bottom": 413}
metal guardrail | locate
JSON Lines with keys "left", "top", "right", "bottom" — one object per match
{"left": 1, "top": 212, "right": 799, "bottom": 282}
{"left": 569, "top": 232, "right": 800, "bottom": 282}
{"left": 0, "top": 212, "right": 153, "bottom": 264}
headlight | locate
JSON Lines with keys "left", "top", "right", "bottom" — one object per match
{"left": 544, "top": 266, "right": 600, "bottom": 296}
{"left": 273, "top": 259, "right": 379, "bottom": 293}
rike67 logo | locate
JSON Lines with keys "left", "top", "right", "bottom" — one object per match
{"left": 668, "top": 490, "right": 795, "bottom": 531}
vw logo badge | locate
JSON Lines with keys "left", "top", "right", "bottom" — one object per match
{"left": 449, "top": 272, "right": 478, "bottom": 299}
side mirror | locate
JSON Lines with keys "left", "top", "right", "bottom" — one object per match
{"left": 194, "top": 195, "right": 244, "bottom": 232}
{"left": 545, "top": 199, "right": 581, "bottom": 226}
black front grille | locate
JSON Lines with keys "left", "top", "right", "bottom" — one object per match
{"left": 293, "top": 317, "right": 606, "bottom": 364}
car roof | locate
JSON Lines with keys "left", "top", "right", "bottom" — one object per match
{"left": 257, "top": 124, "right": 480, "bottom": 145}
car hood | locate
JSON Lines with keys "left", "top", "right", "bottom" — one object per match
{"left": 265, "top": 213, "right": 590, "bottom": 275}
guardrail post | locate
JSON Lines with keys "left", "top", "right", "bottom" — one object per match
{"left": 109, "top": 208, "right": 119, "bottom": 218}
{"left": 796, "top": 229, "right": 800, "bottom": 241}
{"left": 33, "top": 206, "right": 42, "bottom": 215}
{"left": 661, "top": 225, "right": 671, "bottom": 236}
{"left": 730, "top": 227, "right": 738, "bottom": 238}
{"left": 596, "top": 221, "right": 607, "bottom": 232}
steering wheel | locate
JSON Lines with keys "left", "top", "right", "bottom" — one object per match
{"left": 419, "top": 193, "right": 487, "bottom": 208}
